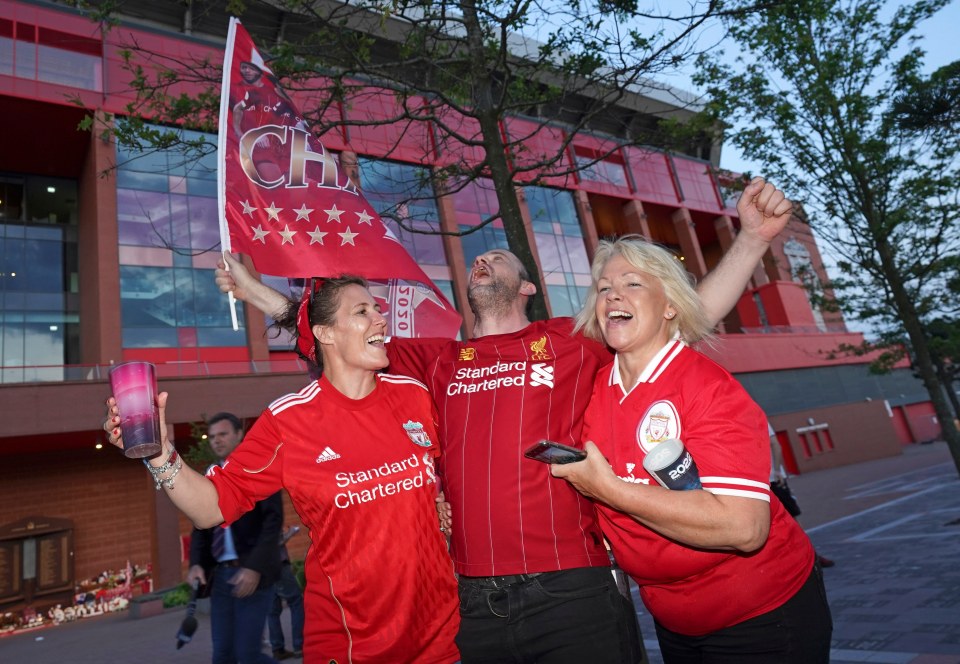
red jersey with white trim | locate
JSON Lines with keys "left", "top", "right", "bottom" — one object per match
{"left": 387, "top": 318, "right": 612, "bottom": 576}
{"left": 208, "top": 373, "right": 459, "bottom": 663}
{"left": 583, "top": 339, "right": 814, "bottom": 635}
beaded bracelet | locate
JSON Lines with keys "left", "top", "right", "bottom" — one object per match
{"left": 155, "top": 454, "right": 183, "bottom": 491}
{"left": 143, "top": 448, "right": 182, "bottom": 490}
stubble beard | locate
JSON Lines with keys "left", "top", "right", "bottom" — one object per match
{"left": 468, "top": 277, "right": 520, "bottom": 320}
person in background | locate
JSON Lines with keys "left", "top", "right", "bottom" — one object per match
{"left": 769, "top": 423, "right": 835, "bottom": 568}
{"left": 553, "top": 235, "right": 833, "bottom": 663}
{"left": 216, "top": 177, "right": 796, "bottom": 662}
{"left": 267, "top": 526, "right": 305, "bottom": 660}
{"left": 105, "top": 276, "right": 459, "bottom": 662}
{"left": 187, "top": 412, "right": 282, "bottom": 664}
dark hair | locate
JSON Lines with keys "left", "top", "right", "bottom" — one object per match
{"left": 207, "top": 412, "right": 243, "bottom": 432}
{"left": 273, "top": 275, "right": 370, "bottom": 373}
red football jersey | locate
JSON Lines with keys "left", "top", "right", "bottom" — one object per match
{"left": 209, "top": 373, "right": 459, "bottom": 663}
{"left": 388, "top": 318, "right": 612, "bottom": 576}
{"left": 583, "top": 339, "right": 815, "bottom": 635}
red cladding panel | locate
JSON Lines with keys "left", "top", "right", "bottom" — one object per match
{"left": 432, "top": 105, "right": 486, "bottom": 169}
{"left": 625, "top": 147, "right": 678, "bottom": 205}
{"left": 342, "top": 87, "right": 435, "bottom": 164}
{"left": 756, "top": 281, "right": 816, "bottom": 327}
{"left": 671, "top": 158, "right": 723, "bottom": 213}
{"left": 502, "top": 116, "right": 573, "bottom": 188}
{"left": 735, "top": 291, "right": 762, "bottom": 328}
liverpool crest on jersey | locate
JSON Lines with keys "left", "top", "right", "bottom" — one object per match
{"left": 636, "top": 400, "right": 681, "bottom": 453}
{"left": 403, "top": 420, "right": 433, "bottom": 447}
{"left": 530, "top": 335, "right": 551, "bottom": 360}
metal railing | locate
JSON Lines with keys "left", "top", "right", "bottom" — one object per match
{"left": 739, "top": 324, "right": 849, "bottom": 335}
{"left": 0, "top": 358, "right": 310, "bottom": 385}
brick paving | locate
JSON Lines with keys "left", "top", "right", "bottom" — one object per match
{"left": 1, "top": 442, "right": 957, "bottom": 663}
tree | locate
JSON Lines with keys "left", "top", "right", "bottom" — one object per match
{"left": 692, "top": 0, "right": 960, "bottom": 472}
{"left": 892, "top": 60, "right": 960, "bottom": 133}
{"left": 927, "top": 317, "right": 960, "bottom": 420}
{"left": 82, "top": 0, "right": 743, "bottom": 320}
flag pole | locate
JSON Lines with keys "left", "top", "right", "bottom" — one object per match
{"left": 218, "top": 17, "right": 240, "bottom": 330}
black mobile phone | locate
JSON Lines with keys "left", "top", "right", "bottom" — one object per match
{"left": 524, "top": 440, "right": 587, "bottom": 464}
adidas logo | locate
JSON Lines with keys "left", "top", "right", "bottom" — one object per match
{"left": 315, "top": 447, "right": 341, "bottom": 463}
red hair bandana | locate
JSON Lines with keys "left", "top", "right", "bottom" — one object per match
{"left": 296, "top": 279, "right": 319, "bottom": 363}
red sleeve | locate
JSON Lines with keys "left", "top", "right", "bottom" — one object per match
{"left": 386, "top": 336, "right": 451, "bottom": 383}
{"left": 681, "top": 363, "right": 771, "bottom": 500}
{"left": 208, "top": 410, "right": 286, "bottom": 525}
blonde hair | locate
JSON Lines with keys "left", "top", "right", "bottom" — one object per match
{"left": 574, "top": 235, "right": 714, "bottom": 345}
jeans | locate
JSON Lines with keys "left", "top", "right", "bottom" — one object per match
{"left": 654, "top": 561, "right": 833, "bottom": 664}
{"left": 455, "top": 566, "right": 639, "bottom": 663}
{"left": 210, "top": 565, "right": 278, "bottom": 664}
{"left": 267, "top": 564, "right": 305, "bottom": 652}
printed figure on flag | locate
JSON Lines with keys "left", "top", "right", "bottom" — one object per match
{"left": 217, "top": 17, "right": 461, "bottom": 339}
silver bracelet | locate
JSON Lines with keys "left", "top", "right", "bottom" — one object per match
{"left": 143, "top": 448, "right": 181, "bottom": 490}
{"left": 156, "top": 454, "right": 183, "bottom": 491}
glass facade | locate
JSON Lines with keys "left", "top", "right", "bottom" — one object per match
{"left": 524, "top": 186, "right": 591, "bottom": 318}
{"left": 116, "top": 126, "right": 245, "bottom": 349}
{"left": 453, "top": 177, "right": 509, "bottom": 263}
{"left": 0, "top": 20, "right": 103, "bottom": 91}
{"left": 358, "top": 157, "right": 455, "bottom": 305}
{"left": 453, "top": 179, "right": 590, "bottom": 317}
{"left": 0, "top": 174, "right": 79, "bottom": 381}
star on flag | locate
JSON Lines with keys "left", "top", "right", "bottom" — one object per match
{"left": 324, "top": 204, "right": 345, "bottom": 223}
{"left": 264, "top": 202, "right": 283, "bottom": 221}
{"left": 279, "top": 225, "right": 297, "bottom": 245}
{"left": 356, "top": 209, "right": 373, "bottom": 225}
{"left": 251, "top": 225, "right": 270, "bottom": 243}
{"left": 338, "top": 227, "right": 359, "bottom": 246}
{"left": 294, "top": 204, "right": 314, "bottom": 221}
{"left": 307, "top": 227, "right": 328, "bottom": 245}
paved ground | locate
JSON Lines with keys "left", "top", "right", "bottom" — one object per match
{"left": 1, "top": 441, "right": 958, "bottom": 663}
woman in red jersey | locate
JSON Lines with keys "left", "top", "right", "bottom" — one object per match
{"left": 106, "top": 276, "right": 459, "bottom": 663}
{"left": 552, "top": 236, "right": 832, "bottom": 664}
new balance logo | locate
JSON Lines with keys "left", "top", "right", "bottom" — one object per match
{"left": 316, "top": 447, "right": 341, "bottom": 463}
{"left": 530, "top": 363, "right": 555, "bottom": 388}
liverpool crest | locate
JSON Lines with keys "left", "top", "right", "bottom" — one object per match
{"left": 636, "top": 400, "right": 681, "bottom": 453}
{"left": 530, "top": 335, "right": 551, "bottom": 360}
{"left": 403, "top": 420, "right": 433, "bottom": 447}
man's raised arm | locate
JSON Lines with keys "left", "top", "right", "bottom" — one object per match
{"left": 695, "top": 177, "right": 792, "bottom": 327}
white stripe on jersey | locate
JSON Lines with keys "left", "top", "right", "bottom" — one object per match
{"left": 269, "top": 381, "right": 321, "bottom": 415}
{"left": 378, "top": 372, "right": 429, "bottom": 392}
{"left": 700, "top": 476, "right": 770, "bottom": 490}
{"left": 647, "top": 340, "right": 684, "bottom": 383}
{"left": 705, "top": 487, "right": 771, "bottom": 501}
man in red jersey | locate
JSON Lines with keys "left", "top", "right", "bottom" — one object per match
{"left": 216, "top": 176, "right": 794, "bottom": 662}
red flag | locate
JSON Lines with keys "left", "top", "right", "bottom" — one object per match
{"left": 218, "top": 18, "right": 461, "bottom": 339}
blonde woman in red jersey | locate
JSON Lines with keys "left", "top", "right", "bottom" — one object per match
{"left": 105, "top": 276, "right": 459, "bottom": 663}
{"left": 552, "top": 236, "right": 832, "bottom": 663}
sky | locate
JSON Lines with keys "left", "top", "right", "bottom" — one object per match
{"left": 672, "top": 0, "right": 959, "bottom": 174}
{"left": 658, "top": 0, "right": 958, "bottom": 336}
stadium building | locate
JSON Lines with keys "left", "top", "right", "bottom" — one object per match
{"left": 0, "top": 0, "right": 938, "bottom": 610}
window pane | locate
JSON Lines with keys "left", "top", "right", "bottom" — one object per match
{"left": 36, "top": 43, "right": 102, "bottom": 91}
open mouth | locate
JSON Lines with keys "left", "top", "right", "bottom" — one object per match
{"left": 606, "top": 310, "right": 633, "bottom": 321}
{"left": 471, "top": 265, "right": 491, "bottom": 281}
{"left": 366, "top": 334, "right": 385, "bottom": 346}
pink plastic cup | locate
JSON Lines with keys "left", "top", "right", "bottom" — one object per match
{"left": 109, "top": 361, "right": 163, "bottom": 459}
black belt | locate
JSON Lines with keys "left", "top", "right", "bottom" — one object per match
{"left": 217, "top": 560, "right": 240, "bottom": 568}
{"left": 460, "top": 572, "right": 545, "bottom": 588}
